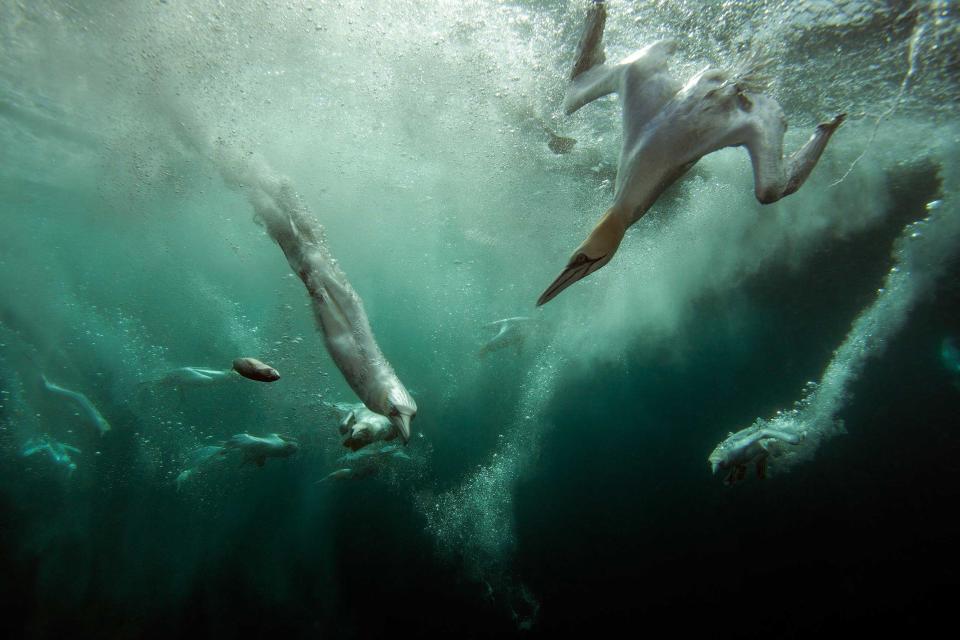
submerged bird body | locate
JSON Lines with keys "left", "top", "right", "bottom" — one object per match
{"left": 22, "top": 436, "right": 81, "bottom": 474}
{"left": 168, "top": 111, "right": 416, "bottom": 441}
{"left": 537, "top": 1, "right": 845, "bottom": 305}
{"left": 708, "top": 423, "right": 804, "bottom": 484}
{"left": 336, "top": 403, "right": 400, "bottom": 451}
{"left": 41, "top": 375, "right": 111, "bottom": 435}
{"left": 252, "top": 181, "right": 417, "bottom": 443}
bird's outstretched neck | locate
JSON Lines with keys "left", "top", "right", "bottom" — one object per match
{"left": 537, "top": 206, "right": 626, "bottom": 306}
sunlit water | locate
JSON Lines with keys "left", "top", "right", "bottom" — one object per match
{"left": 1, "top": 1, "right": 958, "bottom": 636}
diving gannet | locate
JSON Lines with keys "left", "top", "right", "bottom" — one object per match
{"left": 41, "top": 374, "right": 111, "bottom": 436}
{"left": 21, "top": 436, "right": 81, "bottom": 475}
{"left": 163, "top": 111, "right": 417, "bottom": 442}
{"left": 336, "top": 403, "right": 401, "bottom": 451}
{"left": 249, "top": 179, "right": 417, "bottom": 443}
{"left": 537, "top": 0, "right": 845, "bottom": 305}
{"left": 708, "top": 422, "right": 804, "bottom": 484}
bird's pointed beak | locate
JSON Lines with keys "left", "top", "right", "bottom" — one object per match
{"left": 391, "top": 414, "right": 412, "bottom": 444}
{"left": 537, "top": 207, "right": 626, "bottom": 306}
{"left": 536, "top": 253, "right": 605, "bottom": 306}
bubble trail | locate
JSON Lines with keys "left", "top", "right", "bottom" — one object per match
{"left": 419, "top": 345, "right": 561, "bottom": 629}
{"left": 161, "top": 109, "right": 416, "bottom": 438}
{"left": 713, "top": 145, "right": 960, "bottom": 477}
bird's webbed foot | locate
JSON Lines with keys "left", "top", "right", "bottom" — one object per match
{"left": 724, "top": 465, "right": 748, "bottom": 485}
{"left": 756, "top": 457, "right": 768, "bottom": 480}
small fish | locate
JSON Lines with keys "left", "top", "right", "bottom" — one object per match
{"left": 479, "top": 316, "right": 532, "bottom": 357}
{"left": 174, "top": 444, "right": 228, "bottom": 490}
{"left": 222, "top": 433, "right": 299, "bottom": 467}
{"left": 174, "top": 468, "right": 195, "bottom": 491}
{"left": 232, "top": 357, "right": 281, "bottom": 382}
{"left": 317, "top": 468, "right": 355, "bottom": 483}
{"left": 336, "top": 443, "right": 411, "bottom": 464}
{"left": 316, "top": 466, "right": 378, "bottom": 484}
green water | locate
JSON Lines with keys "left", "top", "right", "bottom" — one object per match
{"left": 1, "top": 1, "right": 959, "bottom": 636}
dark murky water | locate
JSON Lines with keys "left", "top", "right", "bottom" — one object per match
{"left": 1, "top": 1, "right": 958, "bottom": 636}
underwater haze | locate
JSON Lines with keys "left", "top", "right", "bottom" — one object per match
{"left": 1, "top": 0, "right": 959, "bottom": 636}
